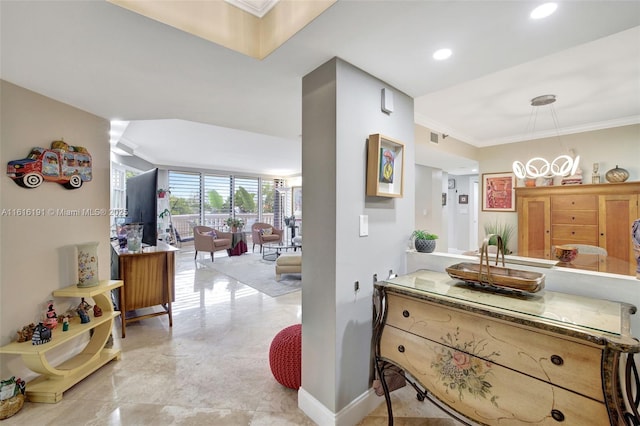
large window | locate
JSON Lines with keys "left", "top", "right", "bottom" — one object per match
{"left": 167, "top": 171, "right": 284, "bottom": 240}
{"left": 168, "top": 171, "right": 201, "bottom": 240}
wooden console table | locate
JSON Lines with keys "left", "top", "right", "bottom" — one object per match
{"left": 110, "top": 242, "right": 177, "bottom": 338}
{"left": 373, "top": 270, "right": 640, "bottom": 425}
{"left": 0, "top": 280, "right": 123, "bottom": 403}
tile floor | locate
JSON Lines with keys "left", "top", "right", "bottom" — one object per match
{"left": 4, "top": 247, "right": 461, "bottom": 425}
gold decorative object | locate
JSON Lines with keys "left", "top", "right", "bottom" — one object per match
{"left": 605, "top": 165, "right": 629, "bottom": 183}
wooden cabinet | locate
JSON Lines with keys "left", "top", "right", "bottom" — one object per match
{"left": 0, "top": 280, "right": 123, "bottom": 403}
{"left": 516, "top": 182, "right": 639, "bottom": 275}
{"left": 110, "top": 242, "right": 177, "bottom": 337}
{"left": 373, "top": 270, "right": 640, "bottom": 425}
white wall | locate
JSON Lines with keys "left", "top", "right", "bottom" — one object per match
{"left": 0, "top": 81, "right": 110, "bottom": 378}
{"left": 300, "top": 58, "right": 414, "bottom": 423}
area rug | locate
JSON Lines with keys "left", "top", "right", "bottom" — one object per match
{"left": 198, "top": 253, "right": 301, "bottom": 297}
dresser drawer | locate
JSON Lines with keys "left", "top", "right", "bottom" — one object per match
{"left": 552, "top": 224, "right": 599, "bottom": 242}
{"left": 552, "top": 210, "right": 598, "bottom": 225}
{"left": 385, "top": 294, "right": 604, "bottom": 400}
{"left": 551, "top": 194, "right": 597, "bottom": 210}
{"left": 380, "top": 326, "right": 610, "bottom": 425}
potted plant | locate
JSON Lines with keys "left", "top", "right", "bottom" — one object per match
{"left": 412, "top": 230, "right": 438, "bottom": 253}
{"left": 157, "top": 188, "right": 170, "bottom": 198}
{"left": 225, "top": 217, "right": 244, "bottom": 232}
{"left": 483, "top": 221, "right": 514, "bottom": 255}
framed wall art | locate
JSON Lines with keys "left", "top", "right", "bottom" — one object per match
{"left": 482, "top": 172, "right": 516, "bottom": 212}
{"left": 366, "top": 133, "right": 404, "bottom": 198}
{"left": 442, "top": 193, "right": 447, "bottom": 206}
{"left": 459, "top": 194, "right": 468, "bottom": 204}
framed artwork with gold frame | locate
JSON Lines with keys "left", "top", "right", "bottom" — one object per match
{"left": 366, "top": 134, "right": 404, "bottom": 198}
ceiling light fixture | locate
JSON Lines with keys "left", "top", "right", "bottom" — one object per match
{"left": 530, "top": 3, "right": 558, "bottom": 19}
{"left": 512, "top": 94, "right": 580, "bottom": 180}
{"left": 433, "top": 48, "right": 452, "bottom": 61}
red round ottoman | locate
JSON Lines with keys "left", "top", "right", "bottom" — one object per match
{"left": 269, "top": 324, "right": 301, "bottom": 389}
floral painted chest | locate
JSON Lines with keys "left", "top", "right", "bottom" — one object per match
{"left": 373, "top": 270, "right": 640, "bottom": 425}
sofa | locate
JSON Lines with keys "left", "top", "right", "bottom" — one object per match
{"left": 193, "top": 226, "right": 232, "bottom": 261}
{"left": 275, "top": 253, "right": 302, "bottom": 280}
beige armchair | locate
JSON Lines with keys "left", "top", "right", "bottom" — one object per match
{"left": 194, "top": 226, "right": 232, "bottom": 262}
{"left": 251, "top": 222, "right": 283, "bottom": 253}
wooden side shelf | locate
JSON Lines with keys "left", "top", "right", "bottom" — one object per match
{"left": 0, "top": 280, "right": 123, "bottom": 403}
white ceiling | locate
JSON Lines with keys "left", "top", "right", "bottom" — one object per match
{"left": 2, "top": 1, "right": 639, "bottom": 177}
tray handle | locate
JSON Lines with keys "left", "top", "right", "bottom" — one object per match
{"left": 478, "top": 234, "right": 505, "bottom": 285}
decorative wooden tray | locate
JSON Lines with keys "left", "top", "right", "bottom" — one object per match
{"left": 446, "top": 235, "right": 545, "bottom": 294}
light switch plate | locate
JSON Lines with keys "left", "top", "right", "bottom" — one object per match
{"left": 359, "top": 215, "right": 368, "bottom": 237}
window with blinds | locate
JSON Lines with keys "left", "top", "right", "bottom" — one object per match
{"left": 168, "top": 171, "right": 201, "bottom": 240}
{"left": 166, "top": 170, "right": 286, "bottom": 235}
{"left": 204, "top": 174, "right": 232, "bottom": 229}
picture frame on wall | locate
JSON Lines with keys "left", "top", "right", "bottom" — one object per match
{"left": 482, "top": 172, "right": 516, "bottom": 212}
{"left": 366, "top": 133, "right": 405, "bottom": 198}
{"left": 442, "top": 193, "right": 447, "bottom": 206}
{"left": 459, "top": 194, "right": 468, "bottom": 204}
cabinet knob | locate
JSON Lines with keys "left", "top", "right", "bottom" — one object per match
{"left": 402, "top": 310, "right": 410, "bottom": 318}
{"left": 571, "top": 216, "right": 575, "bottom": 220}
{"left": 600, "top": 233, "right": 604, "bottom": 236}
{"left": 551, "top": 409, "right": 565, "bottom": 422}
{"left": 571, "top": 231, "right": 575, "bottom": 235}
{"left": 550, "top": 355, "right": 564, "bottom": 366}
{"left": 398, "top": 345, "right": 405, "bottom": 353}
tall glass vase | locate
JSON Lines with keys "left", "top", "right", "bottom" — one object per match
{"left": 77, "top": 242, "right": 99, "bottom": 287}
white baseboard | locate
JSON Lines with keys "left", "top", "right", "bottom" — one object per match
{"left": 298, "top": 386, "right": 382, "bottom": 426}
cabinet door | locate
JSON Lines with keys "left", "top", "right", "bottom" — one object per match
{"left": 599, "top": 194, "right": 639, "bottom": 275}
{"left": 518, "top": 196, "right": 550, "bottom": 258}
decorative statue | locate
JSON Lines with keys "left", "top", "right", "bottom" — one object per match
{"left": 31, "top": 323, "right": 51, "bottom": 345}
{"left": 93, "top": 304, "right": 103, "bottom": 317}
{"left": 43, "top": 300, "right": 58, "bottom": 329}
{"left": 77, "top": 297, "right": 91, "bottom": 324}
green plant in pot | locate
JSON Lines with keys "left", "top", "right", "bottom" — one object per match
{"left": 412, "top": 230, "right": 438, "bottom": 253}
{"left": 483, "top": 221, "right": 514, "bottom": 255}
{"left": 225, "top": 217, "right": 244, "bottom": 231}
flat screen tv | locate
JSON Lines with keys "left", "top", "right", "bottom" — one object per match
{"left": 125, "top": 168, "right": 158, "bottom": 247}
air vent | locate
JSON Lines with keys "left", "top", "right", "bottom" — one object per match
{"left": 430, "top": 132, "right": 438, "bottom": 144}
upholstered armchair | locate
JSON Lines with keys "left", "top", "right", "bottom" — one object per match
{"left": 251, "top": 222, "right": 284, "bottom": 253}
{"left": 193, "top": 226, "right": 232, "bottom": 262}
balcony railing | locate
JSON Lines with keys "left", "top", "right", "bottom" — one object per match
{"left": 170, "top": 213, "right": 276, "bottom": 241}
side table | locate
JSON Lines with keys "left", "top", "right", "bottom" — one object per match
{"left": 228, "top": 231, "right": 248, "bottom": 256}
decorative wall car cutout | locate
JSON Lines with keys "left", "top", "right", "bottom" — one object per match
{"left": 6, "top": 140, "right": 92, "bottom": 189}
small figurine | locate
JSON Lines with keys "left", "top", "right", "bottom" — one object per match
{"left": 43, "top": 300, "right": 58, "bottom": 329}
{"left": 77, "top": 297, "right": 91, "bottom": 324}
{"left": 16, "top": 323, "right": 36, "bottom": 343}
{"left": 32, "top": 323, "right": 52, "bottom": 345}
{"left": 62, "top": 317, "right": 69, "bottom": 331}
{"left": 93, "top": 304, "right": 103, "bottom": 317}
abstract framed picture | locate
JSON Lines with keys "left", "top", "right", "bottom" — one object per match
{"left": 459, "top": 194, "right": 468, "bottom": 204}
{"left": 366, "top": 134, "right": 404, "bottom": 197}
{"left": 482, "top": 172, "right": 516, "bottom": 212}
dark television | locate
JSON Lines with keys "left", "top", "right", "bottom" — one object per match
{"left": 125, "top": 168, "right": 158, "bottom": 247}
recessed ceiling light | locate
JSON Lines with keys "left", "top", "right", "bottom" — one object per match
{"left": 530, "top": 3, "right": 557, "bottom": 19}
{"left": 433, "top": 48, "right": 452, "bottom": 61}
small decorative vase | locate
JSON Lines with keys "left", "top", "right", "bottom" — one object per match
{"left": 77, "top": 242, "right": 99, "bottom": 287}
{"left": 605, "top": 165, "right": 629, "bottom": 183}
{"left": 415, "top": 239, "right": 436, "bottom": 253}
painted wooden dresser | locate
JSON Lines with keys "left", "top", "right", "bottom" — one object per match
{"left": 373, "top": 270, "right": 640, "bottom": 425}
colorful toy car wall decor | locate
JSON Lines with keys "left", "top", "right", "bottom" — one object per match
{"left": 6, "top": 140, "right": 92, "bottom": 189}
